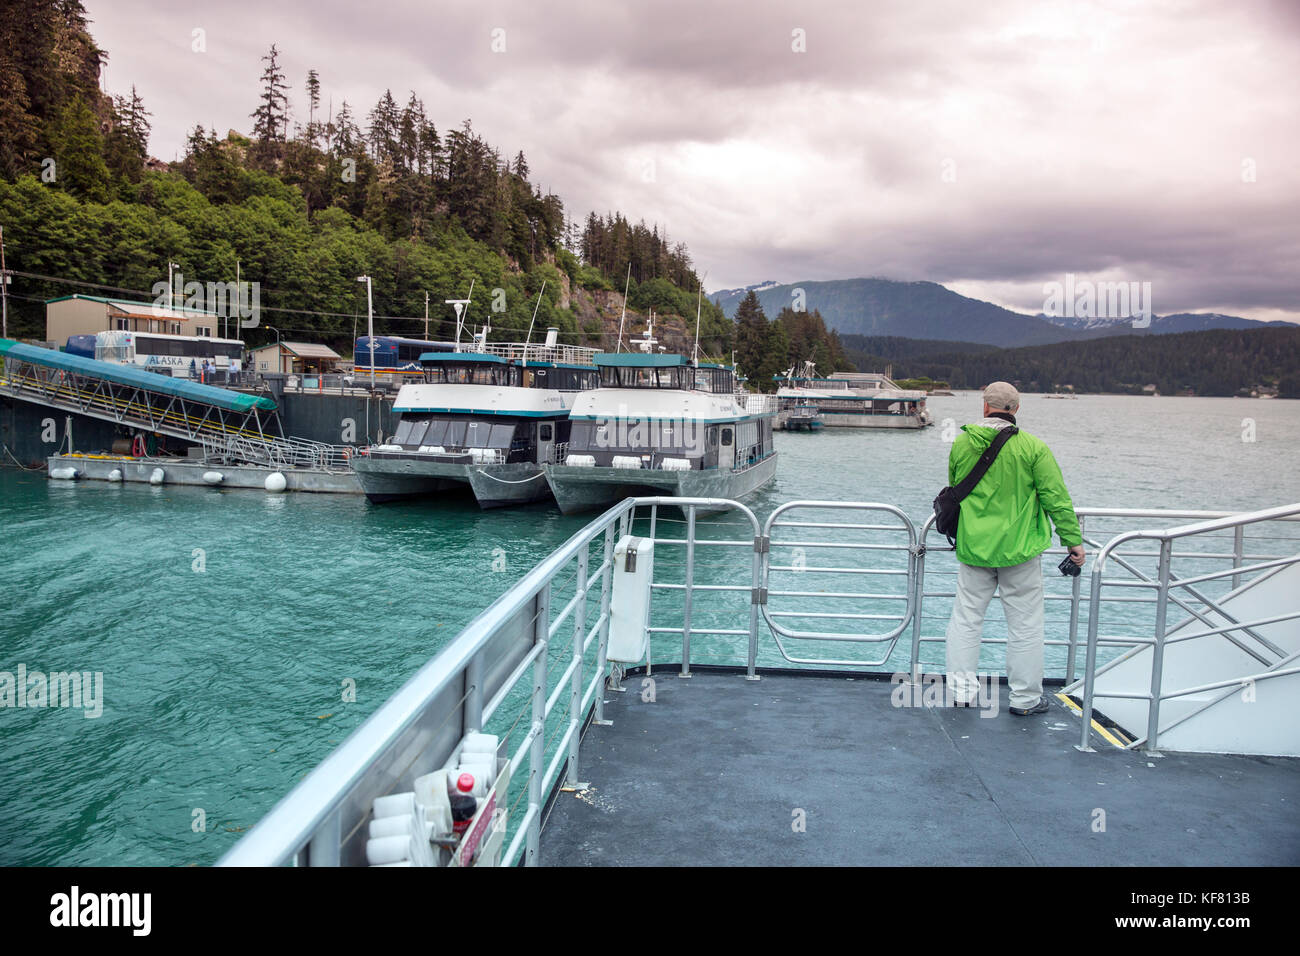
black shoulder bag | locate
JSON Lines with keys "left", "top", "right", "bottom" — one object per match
{"left": 933, "top": 426, "right": 1018, "bottom": 545}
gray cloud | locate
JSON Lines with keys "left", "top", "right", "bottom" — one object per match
{"left": 86, "top": 0, "right": 1300, "bottom": 321}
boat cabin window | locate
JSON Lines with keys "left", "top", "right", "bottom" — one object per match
{"left": 423, "top": 362, "right": 521, "bottom": 387}
{"left": 393, "top": 416, "right": 430, "bottom": 446}
{"left": 539, "top": 424, "right": 553, "bottom": 442}
{"left": 567, "top": 419, "right": 708, "bottom": 456}
{"left": 423, "top": 420, "right": 449, "bottom": 446}
{"left": 721, "top": 427, "right": 734, "bottom": 446}
{"left": 597, "top": 364, "right": 735, "bottom": 391}
{"left": 599, "top": 365, "right": 689, "bottom": 389}
{"left": 534, "top": 366, "right": 599, "bottom": 391}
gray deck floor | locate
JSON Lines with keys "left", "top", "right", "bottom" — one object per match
{"left": 540, "top": 670, "right": 1300, "bottom": 866}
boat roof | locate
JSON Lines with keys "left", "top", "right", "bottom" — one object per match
{"left": 418, "top": 352, "right": 594, "bottom": 371}
{"left": 595, "top": 353, "right": 731, "bottom": 370}
{"left": 541, "top": 668, "right": 1300, "bottom": 866}
{"left": 420, "top": 352, "right": 508, "bottom": 364}
{"left": 0, "top": 338, "right": 277, "bottom": 413}
{"left": 596, "top": 353, "right": 689, "bottom": 367}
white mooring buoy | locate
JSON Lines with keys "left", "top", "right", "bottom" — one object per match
{"left": 264, "top": 472, "right": 287, "bottom": 493}
{"left": 149, "top": 468, "right": 165, "bottom": 485}
{"left": 202, "top": 471, "right": 224, "bottom": 485}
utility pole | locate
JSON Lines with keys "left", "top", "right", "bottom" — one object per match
{"left": 357, "top": 275, "right": 374, "bottom": 387}
{"left": 232, "top": 259, "right": 241, "bottom": 341}
{"left": 0, "top": 225, "right": 10, "bottom": 340}
{"left": 424, "top": 291, "right": 430, "bottom": 340}
{"left": 167, "top": 261, "right": 180, "bottom": 311}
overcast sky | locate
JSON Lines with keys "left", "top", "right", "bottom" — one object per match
{"left": 87, "top": 0, "right": 1300, "bottom": 323}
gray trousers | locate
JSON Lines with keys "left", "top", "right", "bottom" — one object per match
{"left": 945, "top": 556, "right": 1045, "bottom": 709}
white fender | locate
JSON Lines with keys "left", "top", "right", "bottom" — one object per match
{"left": 107, "top": 469, "right": 123, "bottom": 482}
{"left": 202, "top": 471, "right": 224, "bottom": 485}
{"left": 49, "top": 466, "right": 79, "bottom": 480}
{"left": 149, "top": 468, "right": 165, "bottom": 485}
{"left": 264, "top": 472, "right": 287, "bottom": 493}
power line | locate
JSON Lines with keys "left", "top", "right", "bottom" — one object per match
{"left": 5, "top": 268, "right": 619, "bottom": 341}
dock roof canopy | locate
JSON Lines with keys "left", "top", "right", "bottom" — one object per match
{"left": 46, "top": 293, "right": 219, "bottom": 322}
{"left": 281, "top": 342, "right": 340, "bottom": 360}
{"left": 0, "top": 338, "right": 276, "bottom": 413}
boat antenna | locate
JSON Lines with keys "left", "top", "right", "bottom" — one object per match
{"left": 446, "top": 279, "right": 474, "bottom": 353}
{"left": 692, "top": 272, "right": 707, "bottom": 367}
{"left": 615, "top": 261, "right": 632, "bottom": 353}
{"left": 522, "top": 279, "right": 547, "bottom": 367}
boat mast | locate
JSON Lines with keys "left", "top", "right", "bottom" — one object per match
{"left": 692, "top": 272, "right": 707, "bottom": 367}
{"left": 615, "top": 261, "right": 632, "bottom": 353}
{"left": 521, "top": 279, "right": 547, "bottom": 367}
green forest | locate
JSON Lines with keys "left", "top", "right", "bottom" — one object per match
{"left": 841, "top": 329, "right": 1300, "bottom": 397}
{"left": 2, "top": 2, "right": 1286, "bottom": 394}
{"left": 0, "top": 0, "right": 770, "bottom": 358}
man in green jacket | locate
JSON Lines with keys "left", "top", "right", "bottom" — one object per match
{"left": 946, "top": 382, "right": 1084, "bottom": 715}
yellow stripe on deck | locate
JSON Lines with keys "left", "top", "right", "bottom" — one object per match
{"left": 1056, "top": 693, "right": 1129, "bottom": 749}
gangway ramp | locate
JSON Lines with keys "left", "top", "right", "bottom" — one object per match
{"left": 1067, "top": 503, "right": 1300, "bottom": 757}
{"left": 0, "top": 339, "right": 349, "bottom": 471}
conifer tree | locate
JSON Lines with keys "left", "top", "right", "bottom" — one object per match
{"left": 250, "top": 44, "right": 290, "bottom": 168}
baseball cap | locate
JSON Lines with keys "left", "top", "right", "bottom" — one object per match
{"left": 983, "top": 381, "right": 1020, "bottom": 410}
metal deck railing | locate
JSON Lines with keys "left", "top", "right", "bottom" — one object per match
{"left": 218, "top": 496, "right": 1300, "bottom": 866}
{"left": 196, "top": 433, "right": 355, "bottom": 471}
{"left": 474, "top": 342, "right": 600, "bottom": 367}
{"left": 1067, "top": 503, "right": 1300, "bottom": 752}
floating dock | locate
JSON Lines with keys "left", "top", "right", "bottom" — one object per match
{"left": 47, "top": 453, "right": 362, "bottom": 494}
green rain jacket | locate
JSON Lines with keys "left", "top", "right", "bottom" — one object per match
{"left": 948, "top": 418, "right": 1082, "bottom": 567}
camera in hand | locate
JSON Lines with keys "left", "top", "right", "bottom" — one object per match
{"left": 1058, "top": 554, "right": 1081, "bottom": 577}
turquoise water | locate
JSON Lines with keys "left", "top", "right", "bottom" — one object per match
{"left": 1, "top": 393, "right": 1297, "bottom": 865}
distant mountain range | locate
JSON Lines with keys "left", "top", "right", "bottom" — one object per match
{"left": 710, "top": 278, "right": 1291, "bottom": 349}
{"left": 1039, "top": 311, "right": 1293, "bottom": 335}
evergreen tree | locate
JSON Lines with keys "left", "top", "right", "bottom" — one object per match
{"left": 250, "top": 44, "right": 290, "bottom": 169}
{"left": 304, "top": 68, "right": 321, "bottom": 146}
{"left": 734, "top": 291, "right": 769, "bottom": 382}
{"left": 48, "top": 96, "right": 110, "bottom": 203}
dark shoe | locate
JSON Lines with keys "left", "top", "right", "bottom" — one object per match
{"left": 1010, "top": 696, "right": 1049, "bottom": 716}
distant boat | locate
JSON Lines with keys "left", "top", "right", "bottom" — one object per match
{"left": 775, "top": 361, "right": 932, "bottom": 427}
{"left": 544, "top": 330, "right": 778, "bottom": 514}
{"left": 353, "top": 332, "right": 600, "bottom": 507}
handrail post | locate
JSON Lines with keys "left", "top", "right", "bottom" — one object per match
{"left": 1065, "top": 515, "right": 1085, "bottom": 684}
{"left": 1075, "top": 562, "right": 1106, "bottom": 753}
{"left": 464, "top": 652, "right": 483, "bottom": 734}
{"left": 681, "top": 505, "right": 695, "bottom": 677}
{"left": 306, "top": 810, "right": 341, "bottom": 867}
{"left": 747, "top": 511, "right": 762, "bottom": 680}
{"left": 1145, "top": 538, "right": 1174, "bottom": 753}
{"left": 566, "top": 547, "right": 588, "bottom": 787}
{"left": 526, "top": 583, "right": 550, "bottom": 866}
{"left": 593, "top": 522, "right": 615, "bottom": 725}
{"left": 908, "top": 528, "right": 927, "bottom": 682}
{"left": 1232, "top": 525, "right": 1244, "bottom": 591}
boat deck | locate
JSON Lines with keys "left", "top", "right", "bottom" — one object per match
{"left": 539, "top": 669, "right": 1300, "bottom": 866}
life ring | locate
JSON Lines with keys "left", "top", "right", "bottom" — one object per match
{"left": 342, "top": 447, "right": 351, "bottom": 461}
{"left": 131, "top": 434, "right": 145, "bottom": 457}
